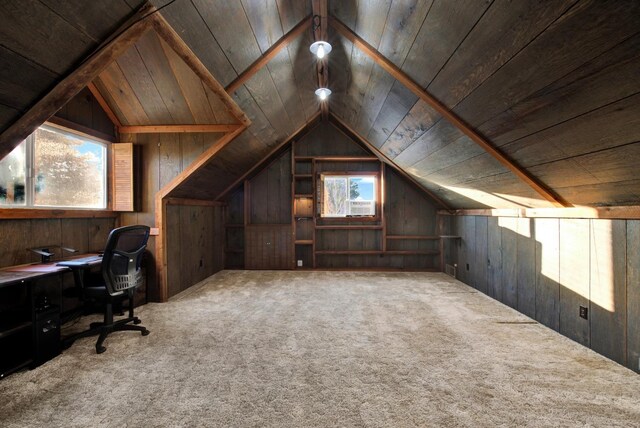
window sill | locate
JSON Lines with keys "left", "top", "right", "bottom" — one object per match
{"left": 0, "top": 208, "right": 117, "bottom": 219}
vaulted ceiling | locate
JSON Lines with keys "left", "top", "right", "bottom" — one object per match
{"left": 0, "top": 0, "right": 639, "bottom": 209}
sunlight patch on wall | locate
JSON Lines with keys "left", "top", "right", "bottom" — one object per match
{"left": 590, "top": 220, "right": 616, "bottom": 313}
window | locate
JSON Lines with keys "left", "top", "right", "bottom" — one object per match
{"left": 320, "top": 174, "right": 377, "bottom": 218}
{"left": 0, "top": 125, "right": 107, "bottom": 209}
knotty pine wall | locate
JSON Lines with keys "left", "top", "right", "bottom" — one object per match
{"left": 448, "top": 215, "right": 640, "bottom": 373}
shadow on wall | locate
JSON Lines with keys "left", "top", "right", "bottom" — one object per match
{"left": 448, "top": 215, "right": 639, "bottom": 373}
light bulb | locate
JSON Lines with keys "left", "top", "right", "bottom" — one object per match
{"left": 317, "top": 43, "right": 325, "bottom": 59}
{"left": 315, "top": 87, "right": 331, "bottom": 100}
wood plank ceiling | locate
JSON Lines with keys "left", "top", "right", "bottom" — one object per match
{"left": 0, "top": 0, "right": 639, "bottom": 208}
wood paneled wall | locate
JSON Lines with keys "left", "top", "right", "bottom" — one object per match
{"left": 118, "top": 131, "right": 223, "bottom": 301}
{"left": 54, "top": 87, "right": 116, "bottom": 138}
{"left": 249, "top": 148, "right": 291, "bottom": 224}
{"left": 165, "top": 204, "right": 224, "bottom": 298}
{"left": 225, "top": 122, "right": 442, "bottom": 270}
{"left": 449, "top": 215, "right": 640, "bottom": 373}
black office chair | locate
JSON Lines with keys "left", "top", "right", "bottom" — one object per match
{"left": 66, "top": 225, "right": 151, "bottom": 354}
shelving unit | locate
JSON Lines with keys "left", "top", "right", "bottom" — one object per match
{"left": 0, "top": 288, "right": 33, "bottom": 379}
{"left": 289, "top": 141, "right": 444, "bottom": 270}
{"left": 292, "top": 154, "right": 315, "bottom": 269}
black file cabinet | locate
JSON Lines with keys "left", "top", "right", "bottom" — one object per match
{"left": 33, "top": 305, "right": 60, "bottom": 367}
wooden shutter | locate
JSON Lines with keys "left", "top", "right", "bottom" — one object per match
{"left": 112, "top": 143, "right": 135, "bottom": 211}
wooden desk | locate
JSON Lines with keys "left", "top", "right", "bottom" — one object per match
{"left": 0, "top": 254, "right": 101, "bottom": 378}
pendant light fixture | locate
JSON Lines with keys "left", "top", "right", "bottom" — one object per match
{"left": 315, "top": 88, "right": 331, "bottom": 101}
{"left": 309, "top": 41, "right": 332, "bottom": 59}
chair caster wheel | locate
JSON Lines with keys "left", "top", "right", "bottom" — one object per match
{"left": 142, "top": 329, "right": 150, "bottom": 336}
{"left": 96, "top": 346, "right": 107, "bottom": 354}
{"left": 134, "top": 318, "right": 142, "bottom": 325}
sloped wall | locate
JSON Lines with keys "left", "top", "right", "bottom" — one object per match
{"left": 449, "top": 215, "right": 640, "bottom": 373}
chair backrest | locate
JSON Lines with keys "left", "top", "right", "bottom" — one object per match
{"left": 101, "top": 225, "right": 150, "bottom": 296}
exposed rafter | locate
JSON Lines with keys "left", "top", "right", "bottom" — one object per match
{"left": 312, "top": 0, "right": 329, "bottom": 119}
{"left": 0, "top": 3, "right": 156, "bottom": 160}
{"left": 225, "top": 16, "right": 312, "bottom": 94}
{"left": 87, "top": 82, "right": 123, "bottom": 129}
{"left": 329, "top": 16, "right": 569, "bottom": 208}
{"left": 329, "top": 113, "right": 451, "bottom": 210}
{"left": 216, "top": 111, "right": 322, "bottom": 201}
{"left": 119, "top": 124, "right": 242, "bottom": 134}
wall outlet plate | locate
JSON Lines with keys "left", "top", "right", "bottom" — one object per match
{"left": 579, "top": 305, "right": 588, "bottom": 320}
{"left": 297, "top": 260, "right": 303, "bottom": 267}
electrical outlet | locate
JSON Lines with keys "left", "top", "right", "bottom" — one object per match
{"left": 297, "top": 260, "right": 303, "bottom": 267}
{"left": 579, "top": 305, "right": 588, "bottom": 320}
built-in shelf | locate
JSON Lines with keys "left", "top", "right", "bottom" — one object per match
{"left": 294, "top": 174, "right": 313, "bottom": 178}
{"left": 315, "top": 224, "right": 383, "bottom": 230}
{"left": 224, "top": 224, "right": 244, "bottom": 228}
{"left": 295, "top": 240, "right": 313, "bottom": 245}
{"left": 0, "top": 320, "right": 32, "bottom": 340}
{"left": 0, "top": 357, "right": 33, "bottom": 380}
{"left": 386, "top": 235, "right": 439, "bottom": 240}
{"left": 315, "top": 250, "right": 439, "bottom": 255}
{"left": 294, "top": 194, "right": 314, "bottom": 198}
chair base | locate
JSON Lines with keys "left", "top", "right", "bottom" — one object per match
{"left": 64, "top": 315, "right": 149, "bottom": 354}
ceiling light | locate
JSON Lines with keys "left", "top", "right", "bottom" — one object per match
{"left": 310, "top": 41, "right": 332, "bottom": 59}
{"left": 315, "top": 88, "right": 331, "bottom": 101}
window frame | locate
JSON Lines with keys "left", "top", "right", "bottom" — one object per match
{"left": 318, "top": 171, "right": 381, "bottom": 222}
{"left": 0, "top": 120, "right": 115, "bottom": 219}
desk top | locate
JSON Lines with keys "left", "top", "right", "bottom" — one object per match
{"left": 0, "top": 253, "right": 101, "bottom": 287}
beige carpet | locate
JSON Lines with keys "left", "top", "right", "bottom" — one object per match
{"left": 1, "top": 271, "right": 639, "bottom": 427}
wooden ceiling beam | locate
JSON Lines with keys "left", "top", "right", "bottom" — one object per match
{"left": 329, "top": 16, "right": 569, "bottom": 208}
{"left": 149, "top": 12, "right": 251, "bottom": 127}
{"left": 87, "top": 82, "right": 123, "bottom": 129}
{"left": 313, "top": 0, "right": 329, "bottom": 119}
{"left": 0, "top": 2, "right": 156, "bottom": 160}
{"left": 329, "top": 113, "right": 451, "bottom": 210}
{"left": 216, "top": 111, "right": 322, "bottom": 201}
{"left": 157, "top": 125, "right": 247, "bottom": 200}
{"left": 118, "top": 124, "right": 242, "bottom": 134}
{"left": 225, "top": 16, "right": 312, "bottom": 94}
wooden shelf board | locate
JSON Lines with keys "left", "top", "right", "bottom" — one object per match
{"left": 316, "top": 225, "right": 383, "bottom": 230}
{"left": 0, "top": 320, "right": 32, "bottom": 339}
{"left": 315, "top": 250, "right": 439, "bottom": 255}
{"left": 0, "top": 357, "right": 34, "bottom": 379}
{"left": 294, "top": 174, "right": 313, "bottom": 178}
{"left": 294, "top": 194, "right": 314, "bottom": 198}
{"left": 386, "top": 235, "right": 439, "bottom": 240}
{"left": 295, "top": 240, "right": 313, "bottom": 245}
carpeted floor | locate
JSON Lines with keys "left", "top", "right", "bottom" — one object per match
{"left": 1, "top": 270, "right": 639, "bottom": 427}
